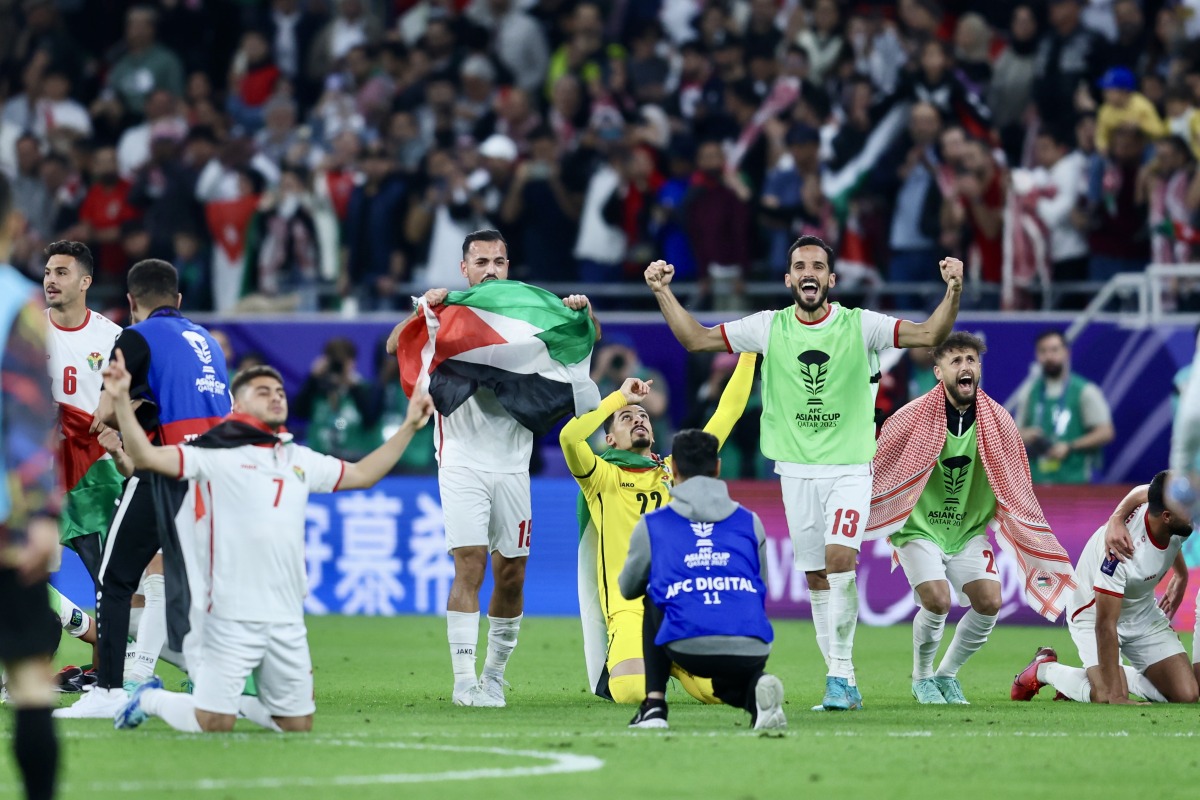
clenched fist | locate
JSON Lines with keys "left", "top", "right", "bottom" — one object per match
{"left": 939, "top": 257, "right": 963, "bottom": 292}
{"left": 644, "top": 260, "right": 675, "bottom": 292}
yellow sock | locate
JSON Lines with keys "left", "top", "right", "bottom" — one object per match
{"left": 671, "top": 664, "right": 720, "bottom": 704}
{"left": 608, "top": 674, "right": 646, "bottom": 705}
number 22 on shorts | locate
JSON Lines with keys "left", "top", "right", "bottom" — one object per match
{"left": 831, "top": 508, "right": 860, "bottom": 538}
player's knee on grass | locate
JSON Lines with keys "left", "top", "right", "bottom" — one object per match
{"left": 275, "top": 715, "right": 313, "bottom": 732}
{"left": 196, "top": 710, "right": 237, "bottom": 732}
{"left": 671, "top": 666, "right": 720, "bottom": 705}
{"left": 608, "top": 674, "right": 646, "bottom": 705}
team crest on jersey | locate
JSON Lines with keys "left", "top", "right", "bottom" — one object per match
{"left": 293, "top": 466, "right": 306, "bottom": 482}
{"left": 1100, "top": 554, "right": 1119, "bottom": 576}
{"left": 86, "top": 352, "right": 104, "bottom": 372}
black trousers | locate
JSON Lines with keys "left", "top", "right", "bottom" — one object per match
{"left": 642, "top": 595, "right": 768, "bottom": 714}
{"left": 95, "top": 474, "right": 187, "bottom": 689}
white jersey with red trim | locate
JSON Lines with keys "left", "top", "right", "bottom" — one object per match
{"left": 1068, "top": 504, "right": 1184, "bottom": 620}
{"left": 433, "top": 388, "right": 532, "bottom": 473}
{"left": 177, "top": 439, "right": 344, "bottom": 624}
{"left": 45, "top": 308, "right": 121, "bottom": 415}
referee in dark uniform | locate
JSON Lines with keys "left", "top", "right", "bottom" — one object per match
{"left": 0, "top": 173, "right": 61, "bottom": 799}
{"left": 55, "top": 259, "right": 230, "bottom": 719}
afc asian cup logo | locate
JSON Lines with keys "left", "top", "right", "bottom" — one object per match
{"left": 182, "top": 331, "right": 214, "bottom": 365}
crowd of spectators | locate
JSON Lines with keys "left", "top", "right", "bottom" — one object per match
{"left": 5, "top": 0, "right": 1200, "bottom": 317}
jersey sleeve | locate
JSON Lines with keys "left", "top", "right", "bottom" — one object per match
{"left": 719, "top": 311, "right": 773, "bottom": 354}
{"left": 860, "top": 309, "right": 902, "bottom": 352}
{"left": 702, "top": 353, "right": 756, "bottom": 448}
{"left": 559, "top": 391, "right": 627, "bottom": 482}
{"left": 177, "top": 445, "right": 214, "bottom": 482}
{"left": 297, "top": 447, "right": 347, "bottom": 493}
{"left": 1093, "top": 552, "right": 1128, "bottom": 598}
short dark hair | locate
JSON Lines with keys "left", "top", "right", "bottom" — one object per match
{"left": 787, "top": 235, "right": 836, "bottom": 271}
{"left": 461, "top": 229, "right": 507, "bottom": 259}
{"left": 127, "top": 259, "right": 179, "bottom": 303}
{"left": 671, "top": 429, "right": 720, "bottom": 480}
{"left": 231, "top": 364, "right": 284, "bottom": 398}
{"left": 1035, "top": 329, "right": 1067, "bottom": 349}
{"left": 1148, "top": 470, "right": 1169, "bottom": 516}
{"left": 932, "top": 331, "right": 987, "bottom": 362}
{"left": 44, "top": 240, "right": 95, "bottom": 275}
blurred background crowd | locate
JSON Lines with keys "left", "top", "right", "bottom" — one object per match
{"left": 3, "top": 0, "right": 1197, "bottom": 478}
{"left": 7, "top": 0, "right": 1200, "bottom": 318}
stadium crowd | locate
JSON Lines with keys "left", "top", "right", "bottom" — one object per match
{"left": 4, "top": 0, "right": 1200, "bottom": 316}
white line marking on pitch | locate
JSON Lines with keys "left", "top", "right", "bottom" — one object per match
{"left": 2, "top": 742, "right": 603, "bottom": 793}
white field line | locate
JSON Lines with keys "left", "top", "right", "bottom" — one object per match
{"left": 0, "top": 741, "right": 603, "bottom": 793}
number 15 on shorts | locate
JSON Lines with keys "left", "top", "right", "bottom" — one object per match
{"left": 517, "top": 519, "right": 532, "bottom": 549}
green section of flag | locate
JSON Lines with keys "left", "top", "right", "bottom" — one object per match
{"left": 59, "top": 458, "right": 125, "bottom": 545}
{"left": 575, "top": 449, "right": 661, "bottom": 541}
{"left": 446, "top": 281, "right": 597, "bottom": 367}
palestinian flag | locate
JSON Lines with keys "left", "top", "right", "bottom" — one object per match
{"left": 57, "top": 404, "right": 125, "bottom": 547}
{"left": 397, "top": 281, "right": 601, "bottom": 436}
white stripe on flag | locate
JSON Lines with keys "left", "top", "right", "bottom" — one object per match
{"left": 822, "top": 103, "right": 910, "bottom": 201}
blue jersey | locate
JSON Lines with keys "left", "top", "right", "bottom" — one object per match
{"left": 645, "top": 505, "right": 773, "bottom": 646}
{"left": 128, "top": 309, "right": 230, "bottom": 444}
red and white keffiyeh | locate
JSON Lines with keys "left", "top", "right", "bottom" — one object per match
{"left": 867, "top": 387, "right": 1075, "bottom": 621}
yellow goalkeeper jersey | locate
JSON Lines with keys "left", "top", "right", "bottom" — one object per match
{"left": 560, "top": 353, "right": 756, "bottom": 617}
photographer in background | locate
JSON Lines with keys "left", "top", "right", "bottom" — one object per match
{"left": 296, "top": 337, "right": 378, "bottom": 460}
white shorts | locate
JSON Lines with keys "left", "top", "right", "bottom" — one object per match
{"left": 192, "top": 615, "right": 315, "bottom": 718}
{"left": 781, "top": 473, "right": 871, "bottom": 572}
{"left": 894, "top": 535, "right": 1000, "bottom": 606}
{"left": 439, "top": 466, "right": 531, "bottom": 557}
{"left": 1067, "top": 601, "right": 1186, "bottom": 671}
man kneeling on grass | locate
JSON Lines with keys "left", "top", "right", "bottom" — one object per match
{"left": 619, "top": 429, "right": 785, "bottom": 730}
{"left": 106, "top": 354, "right": 433, "bottom": 732}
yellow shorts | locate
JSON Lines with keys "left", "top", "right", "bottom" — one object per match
{"left": 605, "top": 609, "right": 644, "bottom": 670}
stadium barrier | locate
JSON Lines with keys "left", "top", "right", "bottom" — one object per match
{"left": 53, "top": 478, "right": 1196, "bottom": 631}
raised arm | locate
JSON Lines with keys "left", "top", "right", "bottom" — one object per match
{"left": 102, "top": 350, "right": 183, "bottom": 477}
{"left": 559, "top": 378, "right": 651, "bottom": 477}
{"left": 894, "top": 257, "right": 964, "bottom": 348}
{"left": 645, "top": 260, "right": 729, "bottom": 352}
{"left": 338, "top": 392, "right": 435, "bottom": 490}
{"left": 702, "top": 353, "right": 756, "bottom": 448}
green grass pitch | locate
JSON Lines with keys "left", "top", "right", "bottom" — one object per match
{"left": 4, "top": 615, "right": 1200, "bottom": 799}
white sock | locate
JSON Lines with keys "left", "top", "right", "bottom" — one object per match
{"left": 826, "top": 572, "right": 859, "bottom": 681}
{"left": 1123, "top": 666, "right": 1168, "bottom": 703}
{"left": 809, "top": 589, "right": 831, "bottom": 667}
{"left": 1039, "top": 662, "right": 1092, "bottom": 703}
{"left": 238, "top": 695, "right": 283, "bottom": 731}
{"left": 935, "top": 609, "right": 997, "bottom": 678}
{"left": 447, "top": 611, "right": 480, "bottom": 692}
{"left": 140, "top": 688, "right": 202, "bottom": 732}
{"left": 127, "top": 575, "right": 166, "bottom": 684}
{"left": 912, "top": 608, "right": 948, "bottom": 680}
{"left": 482, "top": 615, "right": 521, "bottom": 682}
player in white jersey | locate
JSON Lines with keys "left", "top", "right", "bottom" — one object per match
{"left": 110, "top": 358, "right": 434, "bottom": 732}
{"left": 1011, "top": 471, "right": 1198, "bottom": 704}
{"left": 386, "top": 228, "right": 596, "bottom": 707}
{"left": 42, "top": 241, "right": 131, "bottom": 687}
